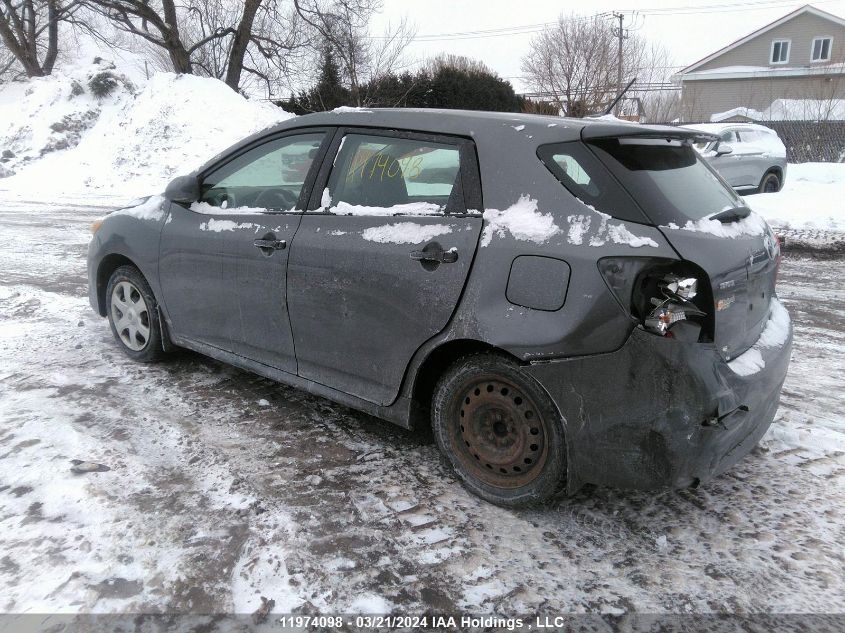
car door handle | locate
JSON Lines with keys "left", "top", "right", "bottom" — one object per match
{"left": 410, "top": 247, "right": 458, "bottom": 263}
{"left": 253, "top": 238, "right": 286, "bottom": 250}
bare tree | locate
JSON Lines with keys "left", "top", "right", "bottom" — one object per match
{"left": 522, "top": 12, "right": 679, "bottom": 119}
{"left": 76, "top": 0, "right": 304, "bottom": 93}
{"left": 293, "top": 0, "right": 414, "bottom": 105}
{"left": 628, "top": 42, "right": 680, "bottom": 123}
{"left": 521, "top": 13, "right": 618, "bottom": 116}
{"left": 425, "top": 53, "right": 493, "bottom": 75}
{"left": 0, "top": 0, "right": 80, "bottom": 77}
{"left": 78, "top": 1, "right": 194, "bottom": 73}
{"left": 0, "top": 34, "right": 17, "bottom": 79}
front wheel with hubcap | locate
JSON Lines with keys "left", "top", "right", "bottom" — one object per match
{"left": 432, "top": 353, "right": 567, "bottom": 507}
{"left": 106, "top": 265, "right": 165, "bottom": 362}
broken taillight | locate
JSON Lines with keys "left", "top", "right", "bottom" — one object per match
{"left": 642, "top": 274, "right": 706, "bottom": 339}
{"left": 598, "top": 257, "right": 713, "bottom": 342}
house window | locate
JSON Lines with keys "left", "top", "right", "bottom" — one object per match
{"left": 771, "top": 39, "right": 790, "bottom": 64}
{"left": 812, "top": 37, "right": 832, "bottom": 62}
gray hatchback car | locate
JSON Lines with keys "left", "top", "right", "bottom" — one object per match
{"left": 88, "top": 109, "right": 793, "bottom": 506}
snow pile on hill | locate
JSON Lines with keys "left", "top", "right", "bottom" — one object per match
{"left": 712, "top": 99, "right": 845, "bottom": 122}
{"left": 0, "top": 61, "right": 135, "bottom": 175}
{"left": 0, "top": 60, "right": 291, "bottom": 203}
{"left": 748, "top": 163, "right": 845, "bottom": 231}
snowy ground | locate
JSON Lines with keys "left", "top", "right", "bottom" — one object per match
{"left": 0, "top": 196, "right": 843, "bottom": 617}
{"left": 748, "top": 162, "right": 845, "bottom": 235}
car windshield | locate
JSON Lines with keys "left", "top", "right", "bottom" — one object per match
{"left": 587, "top": 137, "right": 745, "bottom": 226}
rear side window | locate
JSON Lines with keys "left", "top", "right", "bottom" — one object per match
{"left": 537, "top": 141, "right": 648, "bottom": 224}
{"left": 539, "top": 138, "right": 745, "bottom": 226}
{"left": 588, "top": 138, "right": 744, "bottom": 226}
{"left": 325, "top": 133, "right": 462, "bottom": 213}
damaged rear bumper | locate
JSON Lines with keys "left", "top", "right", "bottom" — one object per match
{"left": 524, "top": 308, "right": 793, "bottom": 492}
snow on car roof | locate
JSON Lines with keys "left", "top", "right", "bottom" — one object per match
{"left": 681, "top": 122, "right": 780, "bottom": 135}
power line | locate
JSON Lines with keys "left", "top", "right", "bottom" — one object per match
{"left": 633, "top": 0, "right": 837, "bottom": 14}
{"left": 367, "top": 0, "right": 841, "bottom": 42}
{"left": 367, "top": 12, "right": 612, "bottom": 41}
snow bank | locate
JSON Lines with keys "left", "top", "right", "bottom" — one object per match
{"left": 711, "top": 99, "right": 845, "bottom": 122}
{"left": 481, "top": 196, "right": 560, "bottom": 247}
{"left": 0, "top": 62, "right": 291, "bottom": 203}
{"left": 728, "top": 298, "right": 791, "bottom": 375}
{"left": 361, "top": 222, "right": 453, "bottom": 244}
{"left": 0, "top": 61, "right": 134, "bottom": 176}
{"left": 748, "top": 163, "right": 845, "bottom": 231}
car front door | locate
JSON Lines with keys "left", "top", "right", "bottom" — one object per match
{"left": 158, "top": 130, "right": 329, "bottom": 372}
{"left": 286, "top": 129, "right": 483, "bottom": 405}
{"left": 709, "top": 129, "right": 746, "bottom": 187}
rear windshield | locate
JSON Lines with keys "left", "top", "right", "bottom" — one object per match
{"left": 539, "top": 138, "right": 745, "bottom": 226}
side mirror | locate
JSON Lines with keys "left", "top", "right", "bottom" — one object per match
{"left": 716, "top": 143, "right": 733, "bottom": 156}
{"left": 165, "top": 175, "right": 201, "bottom": 203}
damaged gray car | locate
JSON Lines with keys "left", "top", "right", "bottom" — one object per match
{"left": 88, "top": 110, "right": 793, "bottom": 506}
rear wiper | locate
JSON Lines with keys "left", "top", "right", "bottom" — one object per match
{"left": 710, "top": 206, "right": 751, "bottom": 223}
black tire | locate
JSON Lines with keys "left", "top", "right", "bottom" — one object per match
{"left": 431, "top": 353, "right": 567, "bottom": 507}
{"left": 758, "top": 170, "right": 781, "bottom": 193}
{"left": 105, "top": 265, "right": 165, "bottom": 362}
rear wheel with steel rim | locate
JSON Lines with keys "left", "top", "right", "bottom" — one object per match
{"left": 759, "top": 171, "right": 781, "bottom": 193}
{"left": 106, "top": 265, "right": 165, "bottom": 362}
{"left": 432, "top": 353, "right": 567, "bottom": 506}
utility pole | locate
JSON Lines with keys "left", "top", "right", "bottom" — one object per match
{"left": 612, "top": 12, "right": 626, "bottom": 116}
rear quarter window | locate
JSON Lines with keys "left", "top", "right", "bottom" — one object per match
{"left": 537, "top": 141, "right": 649, "bottom": 224}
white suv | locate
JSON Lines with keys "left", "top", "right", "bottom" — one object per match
{"left": 683, "top": 123, "right": 787, "bottom": 194}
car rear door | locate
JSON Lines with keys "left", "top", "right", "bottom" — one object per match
{"left": 158, "top": 130, "right": 330, "bottom": 372}
{"left": 731, "top": 129, "right": 767, "bottom": 188}
{"left": 286, "top": 128, "right": 483, "bottom": 405}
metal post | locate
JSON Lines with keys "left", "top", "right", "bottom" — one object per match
{"left": 613, "top": 12, "right": 624, "bottom": 116}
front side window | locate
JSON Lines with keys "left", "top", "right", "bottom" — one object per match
{"left": 771, "top": 39, "right": 790, "bottom": 64}
{"left": 324, "top": 133, "right": 462, "bottom": 213}
{"left": 719, "top": 130, "right": 739, "bottom": 143}
{"left": 812, "top": 37, "right": 832, "bottom": 61}
{"left": 200, "top": 133, "right": 325, "bottom": 211}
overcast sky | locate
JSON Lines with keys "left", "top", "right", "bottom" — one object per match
{"left": 371, "top": 0, "right": 845, "bottom": 92}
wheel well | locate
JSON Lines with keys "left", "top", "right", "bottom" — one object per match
{"left": 411, "top": 339, "right": 520, "bottom": 421}
{"left": 765, "top": 166, "right": 783, "bottom": 181}
{"left": 95, "top": 254, "right": 136, "bottom": 316}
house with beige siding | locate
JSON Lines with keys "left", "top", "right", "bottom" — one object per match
{"left": 673, "top": 4, "right": 845, "bottom": 121}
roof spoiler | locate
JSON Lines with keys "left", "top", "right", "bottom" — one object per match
{"left": 580, "top": 123, "right": 718, "bottom": 144}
